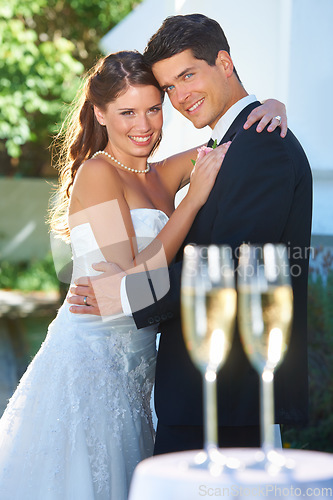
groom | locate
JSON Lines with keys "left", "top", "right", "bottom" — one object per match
{"left": 70, "top": 14, "right": 312, "bottom": 453}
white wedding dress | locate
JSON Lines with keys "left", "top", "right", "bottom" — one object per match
{"left": 0, "top": 208, "right": 169, "bottom": 500}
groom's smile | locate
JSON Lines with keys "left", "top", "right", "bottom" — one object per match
{"left": 186, "top": 97, "right": 205, "bottom": 114}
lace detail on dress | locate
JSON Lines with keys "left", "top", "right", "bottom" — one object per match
{"left": 0, "top": 208, "right": 168, "bottom": 500}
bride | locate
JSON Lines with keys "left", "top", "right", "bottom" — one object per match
{"left": 0, "top": 51, "right": 285, "bottom": 500}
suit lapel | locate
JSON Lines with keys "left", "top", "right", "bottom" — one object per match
{"left": 217, "top": 101, "right": 261, "bottom": 145}
{"left": 178, "top": 101, "right": 262, "bottom": 252}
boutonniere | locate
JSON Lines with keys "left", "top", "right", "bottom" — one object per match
{"left": 191, "top": 139, "right": 218, "bottom": 166}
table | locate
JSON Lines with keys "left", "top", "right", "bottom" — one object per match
{"left": 129, "top": 449, "right": 333, "bottom": 500}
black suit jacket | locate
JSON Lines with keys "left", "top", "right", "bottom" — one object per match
{"left": 127, "top": 101, "right": 313, "bottom": 427}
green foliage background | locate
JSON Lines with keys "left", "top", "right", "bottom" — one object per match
{"left": 0, "top": 252, "right": 59, "bottom": 291}
{"left": 282, "top": 248, "right": 333, "bottom": 452}
{"left": 0, "top": 0, "right": 142, "bottom": 176}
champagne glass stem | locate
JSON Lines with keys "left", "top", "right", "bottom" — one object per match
{"left": 203, "top": 369, "right": 218, "bottom": 455}
{"left": 261, "top": 368, "right": 275, "bottom": 455}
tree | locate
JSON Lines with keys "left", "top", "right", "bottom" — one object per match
{"left": 0, "top": 0, "right": 142, "bottom": 176}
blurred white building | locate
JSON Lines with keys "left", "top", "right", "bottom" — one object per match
{"left": 101, "top": 0, "right": 333, "bottom": 243}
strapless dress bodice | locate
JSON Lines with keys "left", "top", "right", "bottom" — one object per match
{"left": 70, "top": 208, "right": 169, "bottom": 282}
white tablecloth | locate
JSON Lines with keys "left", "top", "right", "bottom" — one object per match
{"left": 129, "top": 449, "right": 333, "bottom": 500}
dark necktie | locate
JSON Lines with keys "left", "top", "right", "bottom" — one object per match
{"left": 207, "top": 138, "right": 215, "bottom": 148}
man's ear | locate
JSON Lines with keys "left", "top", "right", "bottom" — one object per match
{"left": 94, "top": 105, "right": 106, "bottom": 126}
{"left": 216, "top": 50, "right": 234, "bottom": 77}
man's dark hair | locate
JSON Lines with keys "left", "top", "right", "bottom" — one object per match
{"left": 143, "top": 13, "right": 240, "bottom": 81}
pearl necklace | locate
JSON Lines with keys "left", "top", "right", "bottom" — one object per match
{"left": 91, "top": 150, "right": 150, "bottom": 174}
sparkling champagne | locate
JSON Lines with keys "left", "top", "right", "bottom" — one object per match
{"left": 238, "top": 285, "right": 293, "bottom": 373}
{"left": 181, "top": 287, "right": 237, "bottom": 373}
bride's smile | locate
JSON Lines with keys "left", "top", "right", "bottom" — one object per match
{"left": 94, "top": 84, "right": 163, "bottom": 169}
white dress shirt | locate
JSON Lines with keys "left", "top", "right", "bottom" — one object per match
{"left": 210, "top": 94, "right": 257, "bottom": 144}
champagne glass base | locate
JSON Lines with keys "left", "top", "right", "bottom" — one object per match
{"left": 187, "top": 448, "right": 242, "bottom": 476}
{"left": 247, "top": 449, "right": 295, "bottom": 475}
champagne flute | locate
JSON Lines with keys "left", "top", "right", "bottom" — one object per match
{"left": 237, "top": 243, "right": 293, "bottom": 472}
{"left": 181, "top": 244, "right": 237, "bottom": 473}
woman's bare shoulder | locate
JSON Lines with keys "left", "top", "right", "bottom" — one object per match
{"left": 71, "top": 157, "right": 124, "bottom": 207}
